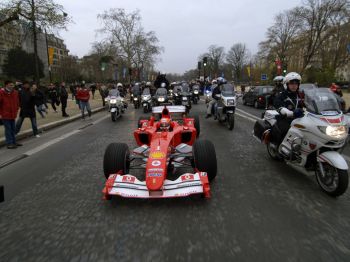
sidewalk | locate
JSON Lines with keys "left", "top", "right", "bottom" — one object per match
{"left": 0, "top": 93, "right": 105, "bottom": 146}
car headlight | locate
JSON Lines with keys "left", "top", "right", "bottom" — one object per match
{"left": 158, "top": 97, "right": 165, "bottom": 102}
{"left": 194, "top": 90, "right": 199, "bottom": 94}
{"left": 110, "top": 99, "right": 117, "bottom": 104}
{"left": 318, "top": 125, "right": 347, "bottom": 139}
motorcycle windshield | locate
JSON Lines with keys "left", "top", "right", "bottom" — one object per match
{"left": 182, "top": 85, "right": 190, "bottom": 93}
{"left": 304, "top": 88, "right": 340, "bottom": 115}
{"left": 142, "top": 88, "right": 150, "bottom": 95}
{"left": 156, "top": 88, "right": 167, "bottom": 96}
{"left": 193, "top": 85, "right": 200, "bottom": 91}
{"left": 221, "top": 84, "right": 235, "bottom": 97}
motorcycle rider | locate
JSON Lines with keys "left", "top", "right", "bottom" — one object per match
{"left": 272, "top": 72, "right": 303, "bottom": 144}
{"left": 267, "top": 76, "right": 285, "bottom": 109}
{"left": 154, "top": 72, "right": 170, "bottom": 90}
{"left": 108, "top": 84, "right": 120, "bottom": 97}
{"left": 330, "top": 83, "right": 346, "bottom": 112}
{"left": 206, "top": 77, "right": 225, "bottom": 118}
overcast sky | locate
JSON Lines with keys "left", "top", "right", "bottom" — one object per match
{"left": 56, "top": 0, "right": 301, "bottom": 74}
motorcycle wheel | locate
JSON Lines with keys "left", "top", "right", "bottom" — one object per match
{"left": 194, "top": 98, "right": 198, "bottom": 104}
{"left": 111, "top": 112, "right": 116, "bottom": 122}
{"left": 315, "top": 163, "right": 348, "bottom": 197}
{"left": 143, "top": 106, "right": 148, "bottom": 113}
{"left": 227, "top": 114, "right": 234, "bottom": 130}
{"left": 267, "top": 142, "right": 282, "bottom": 161}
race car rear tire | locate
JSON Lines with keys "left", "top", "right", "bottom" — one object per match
{"left": 193, "top": 139, "right": 217, "bottom": 181}
{"left": 138, "top": 116, "right": 148, "bottom": 128}
{"left": 193, "top": 115, "right": 200, "bottom": 137}
{"left": 103, "top": 143, "right": 130, "bottom": 179}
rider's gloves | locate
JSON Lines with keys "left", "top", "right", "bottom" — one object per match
{"left": 293, "top": 108, "right": 304, "bottom": 118}
{"left": 279, "top": 107, "right": 294, "bottom": 117}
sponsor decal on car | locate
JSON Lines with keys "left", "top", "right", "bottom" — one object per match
{"left": 148, "top": 173, "right": 162, "bottom": 177}
{"left": 148, "top": 168, "right": 163, "bottom": 172}
{"left": 151, "top": 160, "right": 161, "bottom": 167}
{"left": 150, "top": 151, "right": 166, "bottom": 159}
{"left": 181, "top": 174, "right": 194, "bottom": 181}
{"left": 122, "top": 176, "right": 136, "bottom": 183}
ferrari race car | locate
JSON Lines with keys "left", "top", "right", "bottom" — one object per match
{"left": 102, "top": 105, "right": 217, "bottom": 199}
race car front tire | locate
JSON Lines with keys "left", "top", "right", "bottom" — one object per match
{"left": 193, "top": 139, "right": 217, "bottom": 181}
{"left": 103, "top": 143, "right": 130, "bottom": 179}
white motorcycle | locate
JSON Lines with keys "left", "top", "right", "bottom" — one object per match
{"left": 214, "top": 84, "right": 236, "bottom": 130}
{"left": 105, "top": 96, "right": 125, "bottom": 122}
{"left": 141, "top": 91, "right": 152, "bottom": 113}
{"left": 254, "top": 88, "right": 349, "bottom": 197}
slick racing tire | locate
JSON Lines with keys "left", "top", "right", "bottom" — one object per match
{"left": 103, "top": 143, "right": 130, "bottom": 179}
{"left": 193, "top": 115, "right": 200, "bottom": 137}
{"left": 138, "top": 116, "right": 148, "bottom": 128}
{"left": 193, "top": 139, "right": 217, "bottom": 181}
{"left": 315, "top": 163, "right": 349, "bottom": 197}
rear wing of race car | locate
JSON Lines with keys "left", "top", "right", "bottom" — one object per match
{"left": 152, "top": 106, "right": 186, "bottom": 114}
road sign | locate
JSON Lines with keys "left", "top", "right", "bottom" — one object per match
{"left": 261, "top": 74, "right": 268, "bottom": 81}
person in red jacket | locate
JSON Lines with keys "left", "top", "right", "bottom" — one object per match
{"left": 0, "top": 80, "right": 20, "bottom": 149}
{"left": 76, "top": 83, "right": 91, "bottom": 119}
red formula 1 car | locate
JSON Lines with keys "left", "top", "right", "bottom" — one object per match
{"left": 102, "top": 105, "right": 217, "bottom": 199}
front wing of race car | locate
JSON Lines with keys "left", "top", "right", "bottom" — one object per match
{"left": 103, "top": 172, "right": 210, "bottom": 199}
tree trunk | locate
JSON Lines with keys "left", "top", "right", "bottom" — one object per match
{"left": 31, "top": 0, "right": 40, "bottom": 86}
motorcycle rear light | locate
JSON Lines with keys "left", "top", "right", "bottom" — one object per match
{"left": 309, "top": 143, "right": 316, "bottom": 150}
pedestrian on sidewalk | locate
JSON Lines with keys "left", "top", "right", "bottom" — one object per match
{"left": 69, "top": 84, "right": 76, "bottom": 100}
{"left": 76, "top": 83, "right": 91, "bottom": 119}
{"left": 99, "top": 84, "right": 108, "bottom": 107}
{"left": 15, "top": 81, "right": 40, "bottom": 138}
{"left": 59, "top": 82, "right": 69, "bottom": 117}
{"left": 34, "top": 84, "right": 47, "bottom": 118}
{"left": 90, "top": 83, "right": 96, "bottom": 99}
{"left": 47, "top": 83, "right": 60, "bottom": 112}
{"left": 0, "top": 80, "right": 20, "bottom": 149}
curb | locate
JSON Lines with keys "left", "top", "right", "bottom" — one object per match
{"left": 0, "top": 107, "right": 105, "bottom": 147}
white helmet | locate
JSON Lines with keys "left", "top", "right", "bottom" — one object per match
{"left": 146, "top": 82, "right": 151, "bottom": 87}
{"left": 273, "top": 76, "right": 285, "bottom": 82}
{"left": 283, "top": 72, "right": 301, "bottom": 90}
{"left": 212, "top": 79, "right": 217, "bottom": 84}
{"left": 117, "top": 83, "right": 123, "bottom": 88}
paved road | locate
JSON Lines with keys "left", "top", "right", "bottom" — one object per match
{"left": 1, "top": 101, "right": 350, "bottom": 261}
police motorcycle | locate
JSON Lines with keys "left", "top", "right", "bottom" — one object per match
{"left": 153, "top": 83, "right": 170, "bottom": 106}
{"left": 254, "top": 88, "right": 349, "bottom": 197}
{"left": 105, "top": 90, "right": 126, "bottom": 122}
{"left": 205, "top": 82, "right": 216, "bottom": 105}
{"left": 213, "top": 83, "right": 236, "bottom": 130}
{"left": 192, "top": 84, "right": 200, "bottom": 104}
{"left": 180, "top": 83, "right": 192, "bottom": 113}
{"left": 141, "top": 87, "right": 152, "bottom": 113}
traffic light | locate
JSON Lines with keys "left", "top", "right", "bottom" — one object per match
{"left": 283, "top": 69, "right": 287, "bottom": 75}
{"left": 198, "top": 61, "right": 202, "bottom": 70}
{"left": 203, "top": 57, "right": 208, "bottom": 67}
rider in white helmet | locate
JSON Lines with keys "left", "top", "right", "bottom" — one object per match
{"left": 272, "top": 72, "right": 303, "bottom": 144}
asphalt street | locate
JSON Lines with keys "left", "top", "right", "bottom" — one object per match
{"left": 1, "top": 100, "right": 350, "bottom": 261}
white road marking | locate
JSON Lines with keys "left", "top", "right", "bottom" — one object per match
{"left": 236, "top": 108, "right": 260, "bottom": 120}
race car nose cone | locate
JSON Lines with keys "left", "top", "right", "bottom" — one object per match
{"left": 146, "top": 152, "right": 167, "bottom": 191}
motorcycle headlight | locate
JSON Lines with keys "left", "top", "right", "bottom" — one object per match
{"left": 110, "top": 99, "right": 117, "bottom": 104}
{"left": 158, "top": 97, "right": 165, "bottom": 102}
{"left": 318, "top": 125, "right": 347, "bottom": 139}
{"left": 134, "top": 97, "right": 138, "bottom": 101}
{"left": 182, "top": 97, "right": 188, "bottom": 101}
{"left": 194, "top": 90, "right": 199, "bottom": 94}
{"left": 227, "top": 99, "right": 235, "bottom": 106}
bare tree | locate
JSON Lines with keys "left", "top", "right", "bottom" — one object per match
{"left": 226, "top": 43, "right": 250, "bottom": 81}
{"left": 298, "top": 0, "right": 348, "bottom": 72}
{"left": 97, "top": 8, "right": 162, "bottom": 82}
{"left": 264, "top": 8, "right": 302, "bottom": 69}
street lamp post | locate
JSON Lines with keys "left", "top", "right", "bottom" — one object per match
{"left": 31, "top": 0, "right": 40, "bottom": 86}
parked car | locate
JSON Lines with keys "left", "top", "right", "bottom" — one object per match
{"left": 299, "top": 83, "right": 317, "bottom": 93}
{"left": 242, "top": 86, "right": 274, "bottom": 109}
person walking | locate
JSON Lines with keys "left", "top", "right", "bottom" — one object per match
{"left": 47, "top": 83, "right": 60, "bottom": 112}
{"left": 15, "top": 81, "right": 40, "bottom": 138}
{"left": 0, "top": 80, "right": 20, "bottom": 149}
{"left": 90, "top": 83, "right": 97, "bottom": 99}
{"left": 76, "top": 83, "right": 91, "bottom": 120}
{"left": 34, "top": 84, "right": 47, "bottom": 118}
{"left": 59, "top": 82, "right": 69, "bottom": 117}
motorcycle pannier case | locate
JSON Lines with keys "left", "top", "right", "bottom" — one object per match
{"left": 254, "top": 119, "right": 271, "bottom": 141}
